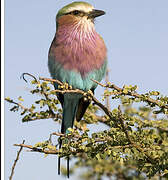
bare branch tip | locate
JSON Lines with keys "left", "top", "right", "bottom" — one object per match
{"left": 20, "top": 73, "right": 38, "bottom": 83}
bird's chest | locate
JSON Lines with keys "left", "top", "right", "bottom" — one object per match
{"left": 51, "top": 33, "right": 106, "bottom": 76}
{"left": 48, "top": 31, "right": 107, "bottom": 90}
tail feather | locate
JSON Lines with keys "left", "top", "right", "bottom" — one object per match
{"left": 76, "top": 97, "right": 90, "bottom": 122}
{"left": 61, "top": 96, "right": 79, "bottom": 133}
{"left": 76, "top": 89, "right": 94, "bottom": 122}
{"left": 58, "top": 94, "right": 80, "bottom": 178}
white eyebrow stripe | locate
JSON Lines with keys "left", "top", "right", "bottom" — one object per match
{"left": 67, "top": 5, "right": 94, "bottom": 14}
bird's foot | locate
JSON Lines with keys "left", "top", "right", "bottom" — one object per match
{"left": 58, "top": 83, "right": 72, "bottom": 90}
{"left": 83, "top": 90, "right": 93, "bottom": 101}
{"left": 87, "top": 90, "right": 94, "bottom": 96}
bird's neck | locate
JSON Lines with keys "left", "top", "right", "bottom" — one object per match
{"left": 56, "top": 15, "right": 98, "bottom": 47}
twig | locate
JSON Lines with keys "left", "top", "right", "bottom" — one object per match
{"left": 92, "top": 96, "right": 113, "bottom": 119}
{"left": 85, "top": 113, "right": 110, "bottom": 126}
{"left": 53, "top": 89, "right": 84, "bottom": 94}
{"left": 39, "top": 77, "right": 63, "bottom": 86}
{"left": 40, "top": 85, "right": 55, "bottom": 116}
{"left": 13, "top": 143, "right": 59, "bottom": 154}
{"left": 51, "top": 132, "right": 65, "bottom": 137}
{"left": 105, "top": 69, "right": 110, "bottom": 110}
{"left": 21, "top": 73, "right": 38, "bottom": 83}
{"left": 22, "top": 113, "right": 62, "bottom": 122}
{"left": 91, "top": 79, "right": 168, "bottom": 110}
{"left": 5, "top": 98, "right": 29, "bottom": 111}
{"left": 9, "top": 140, "right": 25, "bottom": 180}
{"left": 5, "top": 98, "right": 62, "bottom": 122}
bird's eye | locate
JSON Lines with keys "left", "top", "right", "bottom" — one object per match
{"left": 72, "top": 10, "right": 80, "bottom": 15}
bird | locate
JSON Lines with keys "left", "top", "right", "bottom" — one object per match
{"left": 48, "top": 1, "right": 107, "bottom": 178}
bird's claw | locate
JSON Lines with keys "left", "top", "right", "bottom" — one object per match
{"left": 87, "top": 90, "right": 94, "bottom": 96}
{"left": 58, "top": 83, "right": 72, "bottom": 90}
{"left": 83, "top": 90, "right": 93, "bottom": 101}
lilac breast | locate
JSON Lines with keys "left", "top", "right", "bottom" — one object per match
{"left": 49, "top": 22, "right": 107, "bottom": 76}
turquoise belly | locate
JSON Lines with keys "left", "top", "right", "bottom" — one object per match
{"left": 48, "top": 58, "right": 107, "bottom": 91}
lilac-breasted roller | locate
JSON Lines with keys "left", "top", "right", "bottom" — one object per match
{"left": 48, "top": 1, "right": 107, "bottom": 177}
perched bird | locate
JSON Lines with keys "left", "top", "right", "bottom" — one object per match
{"left": 48, "top": 1, "right": 107, "bottom": 177}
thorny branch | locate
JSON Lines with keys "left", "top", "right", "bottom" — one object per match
{"left": 8, "top": 75, "right": 167, "bottom": 122}
{"left": 9, "top": 140, "right": 25, "bottom": 180}
{"left": 23, "top": 113, "right": 62, "bottom": 122}
{"left": 14, "top": 143, "right": 59, "bottom": 154}
{"left": 40, "top": 83, "right": 55, "bottom": 116}
{"left": 39, "top": 77, "right": 115, "bottom": 123}
{"left": 39, "top": 77, "right": 62, "bottom": 86}
{"left": 91, "top": 79, "right": 168, "bottom": 110}
{"left": 5, "top": 98, "right": 62, "bottom": 122}
{"left": 5, "top": 98, "right": 30, "bottom": 112}
{"left": 39, "top": 77, "right": 168, "bottom": 115}
{"left": 7, "top": 75, "right": 167, "bottom": 177}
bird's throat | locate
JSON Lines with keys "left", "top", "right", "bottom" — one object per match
{"left": 56, "top": 15, "right": 96, "bottom": 48}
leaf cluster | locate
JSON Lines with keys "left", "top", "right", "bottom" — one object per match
{"left": 6, "top": 77, "right": 168, "bottom": 179}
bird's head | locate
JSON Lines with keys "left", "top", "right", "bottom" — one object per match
{"left": 56, "top": 1, "right": 105, "bottom": 29}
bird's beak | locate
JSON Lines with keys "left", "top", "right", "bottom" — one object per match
{"left": 88, "top": 9, "right": 105, "bottom": 19}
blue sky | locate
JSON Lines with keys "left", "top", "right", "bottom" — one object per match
{"left": 5, "top": 0, "right": 168, "bottom": 179}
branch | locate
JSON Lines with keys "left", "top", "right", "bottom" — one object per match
{"left": 39, "top": 77, "right": 63, "bottom": 86}
{"left": 13, "top": 143, "right": 59, "bottom": 154}
{"left": 21, "top": 73, "right": 38, "bottom": 83}
{"left": 105, "top": 69, "right": 110, "bottom": 110}
{"left": 5, "top": 97, "right": 62, "bottom": 122}
{"left": 13, "top": 138, "right": 138, "bottom": 156}
{"left": 5, "top": 98, "right": 30, "bottom": 112}
{"left": 91, "top": 79, "right": 168, "bottom": 110}
{"left": 85, "top": 113, "right": 110, "bottom": 126}
{"left": 9, "top": 140, "right": 25, "bottom": 180}
{"left": 40, "top": 83, "right": 55, "bottom": 116}
{"left": 23, "top": 113, "right": 62, "bottom": 122}
{"left": 53, "top": 89, "right": 119, "bottom": 125}
{"left": 39, "top": 77, "right": 117, "bottom": 124}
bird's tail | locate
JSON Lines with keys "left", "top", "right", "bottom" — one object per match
{"left": 58, "top": 94, "right": 80, "bottom": 178}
